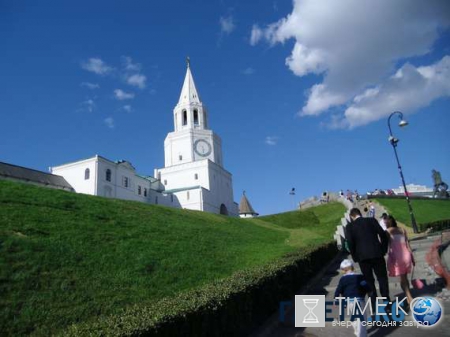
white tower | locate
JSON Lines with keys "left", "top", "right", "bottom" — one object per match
{"left": 155, "top": 59, "right": 238, "bottom": 216}
{"left": 163, "top": 58, "right": 223, "bottom": 167}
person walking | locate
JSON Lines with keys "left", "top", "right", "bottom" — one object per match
{"left": 379, "top": 213, "right": 388, "bottom": 231}
{"left": 334, "top": 259, "right": 369, "bottom": 337}
{"left": 368, "top": 201, "right": 375, "bottom": 218}
{"left": 386, "top": 215, "right": 415, "bottom": 305}
{"left": 345, "top": 208, "right": 390, "bottom": 311}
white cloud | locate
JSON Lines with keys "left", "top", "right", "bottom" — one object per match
{"left": 80, "top": 82, "right": 100, "bottom": 89}
{"left": 122, "top": 105, "right": 132, "bottom": 113}
{"left": 122, "top": 56, "right": 142, "bottom": 72}
{"left": 251, "top": 0, "right": 450, "bottom": 127}
{"left": 342, "top": 56, "right": 450, "bottom": 128}
{"left": 126, "top": 74, "right": 147, "bottom": 89}
{"left": 80, "top": 99, "right": 95, "bottom": 112}
{"left": 219, "top": 15, "right": 236, "bottom": 35}
{"left": 265, "top": 136, "right": 278, "bottom": 146}
{"left": 121, "top": 56, "right": 147, "bottom": 89}
{"left": 242, "top": 67, "right": 255, "bottom": 75}
{"left": 81, "top": 58, "right": 113, "bottom": 75}
{"left": 114, "top": 89, "right": 135, "bottom": 100}
{"left": 250, "top": 24, "right": 263, "bottom": 46}
{"left": 104, "top": 117, "right": 115, "bottom": 129}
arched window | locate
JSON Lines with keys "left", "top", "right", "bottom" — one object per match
{"left": 194, "top": 173, "right": 198, "bottom": 180}
{"left": 84, "top": 168, "right": 90, "bottom": 180}
{"left": 193, "top": 109, "right": 199, "bottom": 125}
{"left": 182, "top": 110, "right": 187, "bottom": 126}
{"left": 106, "top": 169, "right": 111, "bottom": 182}
{"left": 171, "top": 194, "right": 174, "bottom": 203}
{"left": 220, "top": 204, "right": 228, "bottom": 215}
{"left": 187, "top": 191, "right": 190, "bottom": 200}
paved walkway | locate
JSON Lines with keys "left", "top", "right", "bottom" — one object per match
{"left": 252, "top": 235, "right": 450, "bottom": 337}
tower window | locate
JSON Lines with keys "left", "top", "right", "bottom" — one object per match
{"left": 193, "top": 109, "right": 199, "bottom": 125}
{"left": 84, "top": 168, "right": 90, "bottom": 180}
{"left": 194, "top": 173, "right": 198, "bottom": 180}
{"left": 164, "top": 180, "right": 167, "bottom": 185}
{"left": 179, "top": 155, "right": 182, "bottom": 161}
{"left": 106, "top": 169, "right": 111, "bottom": 182}
{"left": 182, "top": 110, "right": 187, "bottom": 126}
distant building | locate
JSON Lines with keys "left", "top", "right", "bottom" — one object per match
{"left": 0, "top": 161, "right": 74, "bottom": 192}
{"left": 392, "top": 184, "right": 433, "bottom": 197}
{"left": 50, "top": 155, "right": 173, "bottom": 205}
{"left": 51, "top": 61, "right": 238, "bottom": 216}
{"left": 239, "top": 191, "right": 258, "bottom": 218}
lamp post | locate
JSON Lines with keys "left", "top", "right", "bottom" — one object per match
{"left": 289, "top": 187, "right": 296, "bottom": 210}
{"left": 387, "top": 111, "right": 419, "bottom": 233}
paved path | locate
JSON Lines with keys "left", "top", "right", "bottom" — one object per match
{"left": 252, "top": 235, "right": 450, "bottom": 337}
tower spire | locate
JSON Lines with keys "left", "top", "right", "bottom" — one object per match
{"left": 178, "top": 58, "right": 201, "bottom": 105}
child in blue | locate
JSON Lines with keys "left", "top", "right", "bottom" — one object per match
{"left": 334, "top": 259, "right": 369, "bottom": 337}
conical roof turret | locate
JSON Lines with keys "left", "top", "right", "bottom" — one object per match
{"left": 239, "top": 191, "right": 258, "bottom": 216}
{"left": 178, "top": 57, "right": 201, "bottom": 105}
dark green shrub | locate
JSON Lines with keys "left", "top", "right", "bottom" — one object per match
{"left": 418, "top": 219, "right": 450, "bottom": 233}
{"left": 63, "top": 243, "right": 337, "bottom": 337}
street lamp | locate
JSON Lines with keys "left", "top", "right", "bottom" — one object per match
{"left": 387, "top": 111, "right": 419, "bottom": 233}
{"left": 289, "top": 187, "right": 296, "bottom": 210}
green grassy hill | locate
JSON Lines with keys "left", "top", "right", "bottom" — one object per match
{"left": 375, "top": 198, "right": 450, "bottom": 226}
{"left": 0, "top": 179, "right": 344, "bottom": 336}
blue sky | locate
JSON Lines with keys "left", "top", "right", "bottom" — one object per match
{"left": 1, "top": 0, "right": 449, "bottom": 215}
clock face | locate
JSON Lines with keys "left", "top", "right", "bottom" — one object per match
{"left": 194, "top": 139, "right": 212, "bottom": 157}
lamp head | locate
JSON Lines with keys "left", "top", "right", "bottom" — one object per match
{"left": 399, "top": 119, "right": 408, "bottom": 127}
{"left": 388, "top": 136, "right": 399, "bottom": 145}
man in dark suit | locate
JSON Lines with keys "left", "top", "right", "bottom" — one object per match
{"left": 345, "top": 207, "right": 390, "bottom": 311}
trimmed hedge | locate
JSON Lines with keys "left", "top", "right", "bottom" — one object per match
{"left": 62, "top": 243, "right": 337, "bottom": 337}
{"left": 418, "top": 219, "right": 450, "bottom": 233}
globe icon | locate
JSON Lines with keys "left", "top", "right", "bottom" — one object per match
{"left": 411, "top": 297, "right": 443, "bottom": 327}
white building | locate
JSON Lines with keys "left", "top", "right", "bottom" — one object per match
{"left": 392, "top": 184, "right": 434, "bottom": 197}
{"left": 51, "top": 61, "right": 238, "bottom": 216}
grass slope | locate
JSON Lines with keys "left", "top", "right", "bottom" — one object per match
{"left": 375, "top": 198, "right": 450, "bottom": 226}
{"left": 0, "top": 180, "right": 344, "bottom": 336}
{"left": 252, "top": 203, "right": 346, "bottom": 248}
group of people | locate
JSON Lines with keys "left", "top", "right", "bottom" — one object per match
{"left": 339, "top": 189, "right": 360, "bottom": 203}
{"left": 337, "top": 208, "right": 415, "bottom": 336}
{"left": 363, "top": 201, "right": 376, "bottom": 218}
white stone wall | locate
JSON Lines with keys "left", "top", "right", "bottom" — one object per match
{"left": 96, "top": 159, "right": 152, "bottom": 203}
{"left": 172, "top": 187, "right": 203, "bottom": 211}
{"left": 51, "top": 157, "right": 98, "bottom": 195}
{"left": 240, "top": 214, "right": 255, "bottom": 218}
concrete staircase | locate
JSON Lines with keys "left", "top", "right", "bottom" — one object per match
{"left": 333, "top": 199, "right": 388, "bottom": 250}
